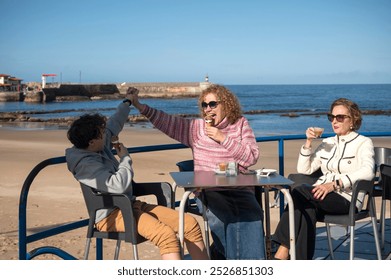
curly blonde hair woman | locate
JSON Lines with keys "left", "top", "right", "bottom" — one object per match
{"left": 129, "top": 84, "right": 264, "bottom": 260}
{"left": 198, "top": 84, "right": 242, "bottom": 124}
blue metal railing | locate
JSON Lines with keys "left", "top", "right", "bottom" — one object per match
{"left": 18, "top": 132, "right": 391, "bottom": 259}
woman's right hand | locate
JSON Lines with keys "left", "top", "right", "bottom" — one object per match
{"left": 306, "top": 127, "right": 317, "bottom": 139}
{"left": 304, "top": 127, "right": 315, "bottom": 149}
{"left": 116, "top": 142, "right": 130, "bottom": 159}
{"left": 126, "top": 87, "right": 144, "bottom": 111}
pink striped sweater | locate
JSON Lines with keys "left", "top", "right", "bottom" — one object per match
{"left": 141, "top": 105, "right": 260, "bottom": 175}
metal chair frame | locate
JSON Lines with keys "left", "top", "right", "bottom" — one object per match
{"left": 80, "top": 181, "right": 174, "bottom": 260}
{"left": 321, "top": 179, "right": 382, "bottom": 260}
{"left": 378, "top": 164, "right": 391, "bottom": 250}
{"left": 373, "top": 147, "right": 391, "bottom": 247}
{"left": 288, "top": 173, "right": 381, "bottom": 259}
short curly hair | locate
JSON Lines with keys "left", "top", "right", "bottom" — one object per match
{"left": 198, "top": 84, "right": 242, "bottom": 124}
{"left": 330, "top": 98, "right": 362, "bottom": 131}
{"left": 67, "top": 113, "right": 106, "bottom": 149}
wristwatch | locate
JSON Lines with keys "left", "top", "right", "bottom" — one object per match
{"left": 122, "top": 99, "right": 132, "bottom": 106}
{"left": 333, "top": 179, "right": 343, "bottom": 193}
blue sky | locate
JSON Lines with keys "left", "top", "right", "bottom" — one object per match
{"left": 1, "top": 0, "right": 390, "bottom": 84}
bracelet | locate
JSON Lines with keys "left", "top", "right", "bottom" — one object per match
{"left": 122, "top": 99, "right": 132, "bottom": 106}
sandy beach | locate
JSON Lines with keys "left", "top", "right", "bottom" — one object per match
{"left": 1, "top": 125, "right": 390, "bottom": 260}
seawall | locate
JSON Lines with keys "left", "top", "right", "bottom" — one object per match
{"left": 117, "top": 82, "right": 211, "bottom": 98}
{"left": 0, "top": 82, "right": 211, "bottom": 102}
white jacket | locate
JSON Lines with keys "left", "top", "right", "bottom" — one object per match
{"left": 297, "top": 131, "right": 374, "bottom": 211}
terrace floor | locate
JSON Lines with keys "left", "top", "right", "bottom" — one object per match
{"left": 313, "top": 218, "right": 391, "bottom": 260}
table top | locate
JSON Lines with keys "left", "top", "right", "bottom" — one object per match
{"left": 170, "top": 171, "right": 294, "bottom": 189}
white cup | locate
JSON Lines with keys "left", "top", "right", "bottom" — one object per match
{"left": 313, "top": 127, "right": 324, "bottom": 138}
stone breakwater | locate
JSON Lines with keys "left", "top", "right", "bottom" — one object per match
{"left": 118, "top": 82, "right": 210, "bottom": 98}
{"left": 0, "top": 81, "right": 211, "bottom": 102}
{"left": 0, "top": 81, "right": 212, "bottom": 127}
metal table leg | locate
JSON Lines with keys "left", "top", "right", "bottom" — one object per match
{"left": 280, "top": 188, "right": 296, "bottom": 260}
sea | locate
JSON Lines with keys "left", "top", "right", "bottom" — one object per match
{"left": 0, "top": 84, "right": 390, "bottom": 137}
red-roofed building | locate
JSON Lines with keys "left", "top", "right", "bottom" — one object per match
{"left": 0, "top": 74, "right": 23, "bottom": 91}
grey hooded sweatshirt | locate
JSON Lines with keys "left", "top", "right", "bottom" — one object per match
{"left": 66, "top": 102, "right": 134, "bottom": 222}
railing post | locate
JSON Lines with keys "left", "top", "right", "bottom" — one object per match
{"left": 278, "top": 138, "right": 284, "bottom": 176}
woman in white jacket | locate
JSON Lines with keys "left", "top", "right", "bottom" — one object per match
{"left": 273, "top": 98, "right": 375, "bottom": 260}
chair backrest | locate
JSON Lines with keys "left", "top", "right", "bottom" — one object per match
{"left": 374, "top": 147, "right": 391, "bottom": 172}
{"left": 132, "top": 181, "right": 174, "bottom": 208}
{"left": 80, "top": 181, "right": 174, "bottom": 243}
{"left": 79, "top": 183, "right": 135, "bottom": 242}
{"left": 80, "top": 181, "right": 174, "bottom": 211}
{"left": 176, "top": 160, "right": 194, "bottom": 172}
{"left": 380, "top": 164, "right": 391, "bottom": 200}
{"left": 80, "top": 184, "right": 116, "bottom": 218}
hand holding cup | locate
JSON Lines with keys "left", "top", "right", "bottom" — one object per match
{"left": 111, "top": 136, "right": 120, "bottom": 149}
{"left": 306, "top": 127, "right": 324, "bottom": 139}
{"left": 313, "top": 127, "right": 324, "bottom": 138}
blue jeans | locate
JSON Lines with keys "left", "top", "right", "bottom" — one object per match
{"left": 196, "top": 189, "right": 265, "bottom": 260}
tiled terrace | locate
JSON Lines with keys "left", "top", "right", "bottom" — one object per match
{"left": 313, "top": 218, "right": 390, "bottom": 260}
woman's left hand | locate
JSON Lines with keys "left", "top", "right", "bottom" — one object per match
{"left": 205, "top": 126, "right": 226, "bottom": 143}
{"left": 312, "top": 182, "right": 334, "bottom": 200}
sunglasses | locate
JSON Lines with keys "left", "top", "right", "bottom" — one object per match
{"left": 327, "top": 113, "right": 351, "bottom": 122}
{"left": 201, "top": 101, "right": 220, "bottom": 109}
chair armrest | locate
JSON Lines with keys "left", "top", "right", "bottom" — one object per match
{"left": 349, "top": 179, "right": 374, "bottom": 202}
{"left": 132, "top": 181, "right": 174, "bottom": 208}
{"left": 347, "top": 179, "right": 375, "bottom": 224}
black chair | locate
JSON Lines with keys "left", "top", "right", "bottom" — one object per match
{"left": 321, "top": 179, "right": 381, "bottom": 260}
{"left": 176, "top": 159, "right": 194, "bottom": 172}
{"left": 288, "top": 172, "right": 381, "bottom": 259}
{"left": 373, "top": 147, "right": 391, "bottom": 247}
{"left": 378, "top": 164, "right": 391, "bottom": 249}
{"left": 80, "top": 181, "right": 174, "bottom": 260}
{"left": 175, "top": 160, "right": 199, "bottom": 214}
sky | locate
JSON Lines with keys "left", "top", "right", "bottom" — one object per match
{"left": 1, "top": 0, "right": 390, "bottom": 85}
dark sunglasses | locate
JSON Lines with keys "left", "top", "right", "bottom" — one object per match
{"left": 327, "top": 113, "right": 351, "bottom": 122}
{"left": 201, "top": 101, "right": 220, "bottom": 109}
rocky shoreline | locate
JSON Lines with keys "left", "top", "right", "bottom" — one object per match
{"left": 1, "top": 108, "right": 389, "bottom": 129}
{"left": 1, "top": 81, "right": 390, "bottom": 129}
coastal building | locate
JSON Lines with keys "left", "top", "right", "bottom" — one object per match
{"left": 0, "top": 74, "right": 23, "bottom": 92}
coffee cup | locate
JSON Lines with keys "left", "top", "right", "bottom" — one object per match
{"left": 111, "top": 136, "right": 120, "bottom": 148}
{"left": 218, "top": 162, "right": 227, "bottom": 171}
{"left": 313, "top": 127, "right": 324, "bottom": 138}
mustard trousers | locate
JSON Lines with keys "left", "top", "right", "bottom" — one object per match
{"left": 96, "top": 200, "right": 203, "bottom": 255}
